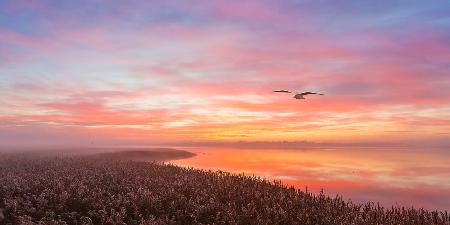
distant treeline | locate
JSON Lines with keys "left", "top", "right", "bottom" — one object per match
{"left": 169, "top": 140, "right": 416, "bottom": 149}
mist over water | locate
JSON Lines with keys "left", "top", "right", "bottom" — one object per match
{"left": 170, "top": 146, "right": 450, "bottom": 211}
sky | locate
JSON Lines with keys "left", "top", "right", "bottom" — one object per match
{"left": 1, "top": 0, "right": 450, "bottom": 147}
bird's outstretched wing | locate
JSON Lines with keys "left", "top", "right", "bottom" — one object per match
{"left": 300, "top": 92, "right": 324, "bottom": 95}
{"left": 273, "top": 90, "right": 292, "bottom": 93}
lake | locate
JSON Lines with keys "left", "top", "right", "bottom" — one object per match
{"left": 170, "top": 146, "right": 450, "bottom": 211}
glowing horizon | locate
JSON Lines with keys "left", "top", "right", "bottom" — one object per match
{"left": 1, "top": 0, "right": 450, "bottom": 146}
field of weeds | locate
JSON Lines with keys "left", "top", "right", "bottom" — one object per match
{"left": 0, "top": 152, "right": 449, "bottom": 225}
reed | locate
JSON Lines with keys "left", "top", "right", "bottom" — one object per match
{"left": 0, "top": 153, "right": 448, "bottom": 225}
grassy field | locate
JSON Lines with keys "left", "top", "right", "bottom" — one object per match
{"left": 0, "top": 151, "right": 449, "bottom": 225}
{"left": 93, "top": 149, "right": 196, "bottom": 161}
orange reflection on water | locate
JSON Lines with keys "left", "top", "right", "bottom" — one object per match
{"left": 171, "top": 147, "right": 450, "bottom": 210}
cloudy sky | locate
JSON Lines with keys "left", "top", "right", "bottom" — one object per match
{"left": 1, "top": 0, "right": 450, "bottom": 146}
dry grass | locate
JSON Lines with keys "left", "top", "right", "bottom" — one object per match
{"left": 93, "top": 150, "right": 196, "bottom": 161}
{"left": 0, "top": 152, "right": 448, "bottom": 225}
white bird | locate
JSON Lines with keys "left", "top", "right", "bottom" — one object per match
{"left": 274, "top": 90, "right": 324, "bottom": 100}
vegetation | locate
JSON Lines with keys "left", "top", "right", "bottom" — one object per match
{"left": 93, "top": 149, "right": 196, "bottom": 161}
{"left": 0, "top": 152, "right": 449, "bottom": 225}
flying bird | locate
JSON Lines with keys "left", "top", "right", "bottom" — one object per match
{"left": 274, "top": 90, "right": 324, "bottom": 100}
{"left": 294, "top": 92, "right": 324, "bottom": 99}
{"left": 273, "top": 90, "right": 292, "bottom": 93}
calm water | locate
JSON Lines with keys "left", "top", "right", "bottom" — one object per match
{"left": 170, "top": 147, "right": 450, "bottom": 211}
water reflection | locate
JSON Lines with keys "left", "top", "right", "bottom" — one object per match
{"left": 171, "top": 147, "right": 450, "bottom": 211}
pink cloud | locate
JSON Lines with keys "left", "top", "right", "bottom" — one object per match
{"left": 1, "top": 0, "right": 450, "bottom": 145}
{"left": 210, "top": 1, "right": 292, "bottom": 24}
